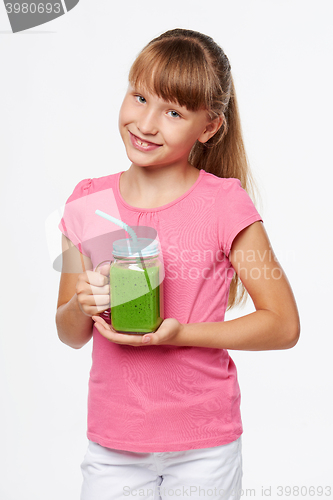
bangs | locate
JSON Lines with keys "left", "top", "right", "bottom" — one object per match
{"left": 129, "top": 39, "right": 220, "bottom": 112}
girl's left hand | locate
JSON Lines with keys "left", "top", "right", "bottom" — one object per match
{"left": 92, "top": 315, "right": 183, "bottom": 347}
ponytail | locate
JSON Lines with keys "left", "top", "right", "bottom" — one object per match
{"left": 189, "top": 77, "right": 260, "bottom": 310}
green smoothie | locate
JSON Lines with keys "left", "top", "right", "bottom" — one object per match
{"left": 110, "top": 265, "right": 163, "bottom": 333}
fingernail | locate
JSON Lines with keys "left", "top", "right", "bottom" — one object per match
{"left": 143, "top": 336, "right": 151, "bottom": 343}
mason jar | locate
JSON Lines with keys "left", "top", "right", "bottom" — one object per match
{"left": 110, "top": 237, "right": 164, "bottom": 334}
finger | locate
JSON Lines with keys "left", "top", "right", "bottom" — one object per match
{"left": 82, "top": 304, "right": 110, "bottom": 316}
{"left": 92, "top": 316, "right": 146, "bottom": 345}
{"left": 93, "top": 315, "right": 111, "bottom": 328}
{"left": 95, "top": 303, "right": 111, "bottom": 313}
{"left": 86, "top": 270, "right": 109, "bottom": 287}
{"left": 142, "top": 331, "right": 162, "bottom": 344}
{"left": 93, "top": 319, "right": 126, "bottom": 341}
{"left": 81, "top": 294, "right": 110, "bottom": 307}
{"left": 89, "top": 284, "right": 110, "bottom": 296}
{"left": 87, "top": 295, "right": 110, "bottom": 307}
{"left": 93, "top": 318, "right": 114, "bottom": 337}
{"left": 141, "top": 320, "right": 174, "bottom": 346}
{"left": 96, "top": 263, "right": 111, "bottom": 277}
{"left": 78, "top": 294, "right": 110, "bottom": 312}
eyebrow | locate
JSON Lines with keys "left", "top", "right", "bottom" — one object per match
{"left": 129, "top": 85, "right": 191, "bottom": 113}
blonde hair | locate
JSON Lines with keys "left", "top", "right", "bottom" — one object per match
{"left": 129, "top": 29, "right": 260, "bottom": 310}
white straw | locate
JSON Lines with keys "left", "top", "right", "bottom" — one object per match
{"left": 95, "top": 210, "right": 138, "bottom": 243}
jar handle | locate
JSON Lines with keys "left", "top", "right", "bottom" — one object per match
{"left": 94, "top": 260, "right": 112, "bottom": 321}
{"left": 94, "top": 259, "right": 112, "bottom": 273}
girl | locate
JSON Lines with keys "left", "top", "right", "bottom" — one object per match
{"left": 56, "top": 29, "right": 300, "bottom": 500}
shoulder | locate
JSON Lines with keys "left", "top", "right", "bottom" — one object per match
{"left": 200, "top": 170, "right": 243, "bottom": 199}
{"left": 65, "top": 172, "right": 122, "bottom": 202}
{"left": 197, "top": 171, "right": 254, "bottom": 213}
{"left": 90, "top": 172, "right": 122, "bottom": 194}
{"left": 201, "top": 170, "right": 241, "bottom": 188}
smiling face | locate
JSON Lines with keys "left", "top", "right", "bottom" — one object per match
{"left": 118, "top": 86, "right": 221, "bottom": 171}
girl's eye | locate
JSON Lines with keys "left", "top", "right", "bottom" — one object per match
{"left": 168, "top": 110, "right": 181, "bottom": 118}
{"left": 135, "top": 95, "right": 146, "bottom": 104}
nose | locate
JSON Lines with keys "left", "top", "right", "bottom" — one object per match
{"left": 137, "top": 109, "right": 158, "bottom": 137}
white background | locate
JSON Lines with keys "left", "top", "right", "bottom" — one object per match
{"left": 1, "top": 1, "right": 332, "bottom": 499}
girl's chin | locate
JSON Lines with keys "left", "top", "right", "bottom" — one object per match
{"left": 125, "top": 149, "right": 160, "bottom": 167}
{"left": 124, "top": 145, "right": 186, "bottom": 170}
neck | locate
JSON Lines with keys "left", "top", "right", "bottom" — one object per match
{"left": 120, "top": 163, "right": 201, "bottom": 208}
{"left": 130, "top": 162, "right": 198, "bottom": 185}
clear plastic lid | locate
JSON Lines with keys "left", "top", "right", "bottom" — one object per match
{"left": 112, "top": 238, "right": 159, "bottom": 258}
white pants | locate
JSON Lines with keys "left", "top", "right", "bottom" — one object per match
{"left": 80, "top": 437, "right": 243, "bottom": 500}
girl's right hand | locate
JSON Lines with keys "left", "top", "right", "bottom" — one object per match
{"left": 76, "top": 266, "right": 110, "bottom": 317}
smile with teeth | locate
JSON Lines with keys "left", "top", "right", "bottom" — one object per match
{"left": 137, "top": 138, "right": 150, "bottom": 147}
{"left": 129, "top": 131, "right": 161, "bottom": 151}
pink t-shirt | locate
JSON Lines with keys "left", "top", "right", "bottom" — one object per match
{"left": 59, "top": 169, "right": 263, "bottom": 452}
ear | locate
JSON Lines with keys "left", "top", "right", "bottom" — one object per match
{"left": 198, "top": 115, "right": 223, "bottom": 144}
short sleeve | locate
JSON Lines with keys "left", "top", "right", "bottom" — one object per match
{"left": 58, "top": 178, "right": 92, "bottom": 254}
{"left": 216, "top": 178, "right": 263, "bottom": 257}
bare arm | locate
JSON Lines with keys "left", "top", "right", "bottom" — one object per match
{"left": 171, "top": 221, "right": 300, "bottom": 350}
{"left": 55, "top": 235, "right": 109, "bottom": 349}
{"left": 93, "top": 222, "right": 300, "bottom": 350}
